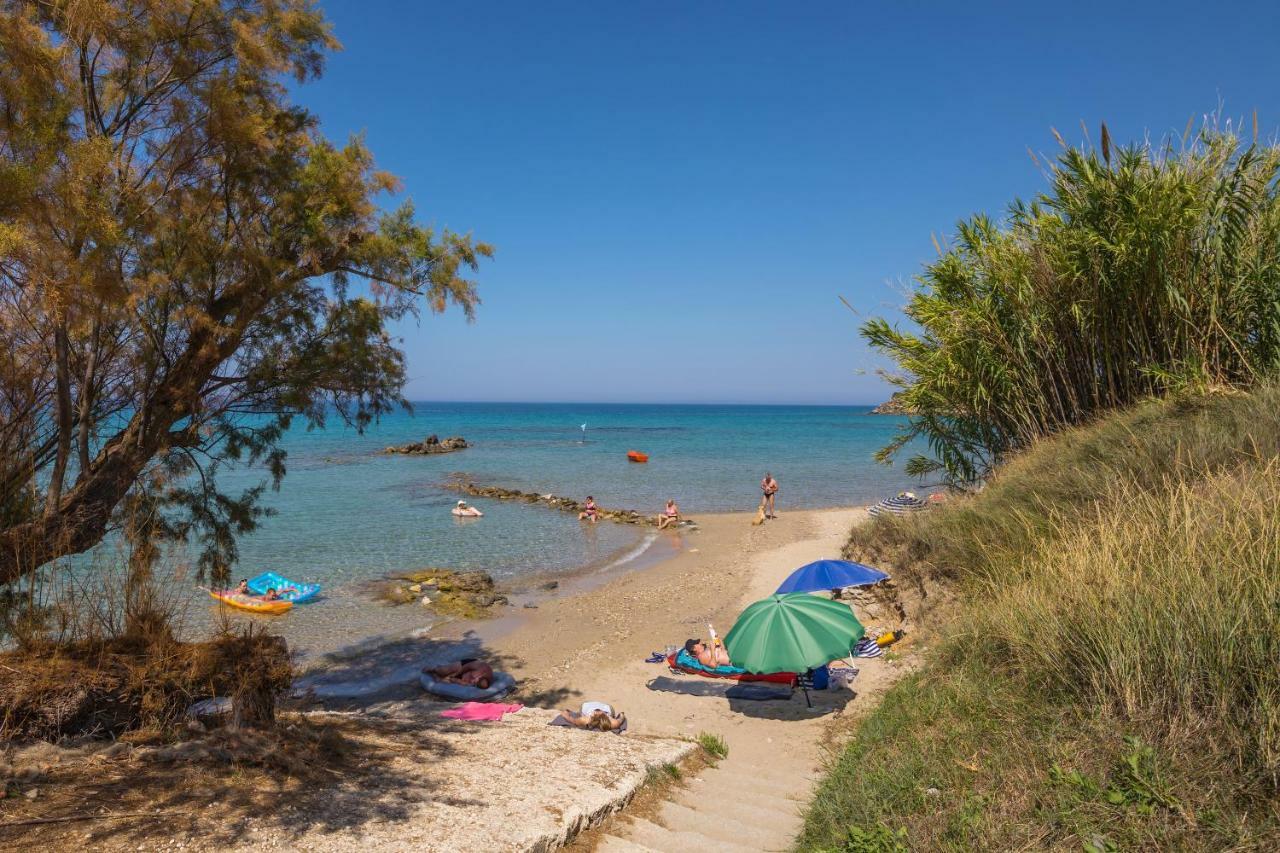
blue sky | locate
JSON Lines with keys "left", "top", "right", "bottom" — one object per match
{"left": 298, "top": 0, "right": 1280, "bottom": 405}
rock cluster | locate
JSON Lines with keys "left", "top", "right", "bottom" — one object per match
{"left": 384, "top": 434, "right": 468, "bottom": 455}
{"left": 379, "top": 568, "right": 508, "bottom": 618}
{"left": 442, "top": 476, "right": 695, "bottom": 528}
{"left": 869, "top": 393, "right": 912, "bottom": 415}
{"left": 870, "top": 391, "right": 911, "bottom": 414}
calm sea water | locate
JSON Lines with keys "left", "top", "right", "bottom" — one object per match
{"left": 70, "top": 403, "right": 920, "bottom": 656}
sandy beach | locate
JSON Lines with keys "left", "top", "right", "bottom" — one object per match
{"left": 1, "top": 507, "right": 916, "bottom": 853}
{"left": 278, "top": 506, "right": 913, "bottom": 852}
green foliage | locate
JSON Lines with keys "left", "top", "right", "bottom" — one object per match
{"left": 645, "top": 762, "right": 682, "bottom": 784}
{"left": 695, "top": 731, "right": 728, "bottom": 759}
{"left": 0, "top": 1, "right": 490, "bottom": 583}
{"left": 835, "top": 823, "right": 908, "bottom": 853}
{"left": 864, "top": 123, "right": 1280, "bottom": 484}
{"left": 1051, "top": 737, "right": 1182, "bottom": 818}
{"left": 806, "top": 389, "right": 1280, "bottom": 850}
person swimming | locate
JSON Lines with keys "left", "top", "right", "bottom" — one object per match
{"left": 235, "top": 578, "right": 250, "bottom": 595}
{"left": 453, "top": 500, "right": 484, "bottom": 517}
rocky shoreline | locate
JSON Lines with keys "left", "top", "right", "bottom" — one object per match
{"left": 869, "top": 392, "right": 911, "bottom": 415}
{"left": 384, "top": 434, "right": 468, "bottom": 455}
{"left": 441, "top": 475, "right": 696, "bottom": 528}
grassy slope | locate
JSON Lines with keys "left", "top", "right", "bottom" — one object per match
{"left": 800, "top": 387, "right": 1280, "bottom": 851}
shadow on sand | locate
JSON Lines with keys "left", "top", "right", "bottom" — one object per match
{"left": 644, "top": 674, "right": 857, "bottom": 719}
{"left": 1, "top": 631, "right": 576, "bottom": 850}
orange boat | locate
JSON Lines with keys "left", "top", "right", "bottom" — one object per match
{"left": 207, "top": 588, "right": 293, "bottom": 615}
{"left": 626, "top": 450, "right": 649, "bottom": 463}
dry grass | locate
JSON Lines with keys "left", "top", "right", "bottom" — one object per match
{"left": 803, "top": 386, "right": 1280, "bottom": 851}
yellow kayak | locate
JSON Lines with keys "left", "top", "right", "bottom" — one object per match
{"left": 207, "top": 588, "right": 293, "bottom": 615}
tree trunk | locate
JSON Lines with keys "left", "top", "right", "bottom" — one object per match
{"left": 45, "top": 324, "right": 74, "bottom": 516}
{"left": 0, "top": 284, "right": 273, "bottom": 584}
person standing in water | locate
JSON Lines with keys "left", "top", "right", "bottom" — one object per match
{"left": 761, "top": 473, "right": 779, "bottom": 519}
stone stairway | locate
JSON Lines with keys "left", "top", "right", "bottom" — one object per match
{"left": 595, "top": 748, "right": 815, "bottom": 852}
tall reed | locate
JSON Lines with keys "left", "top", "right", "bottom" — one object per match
{"left": 865, "top": 127, "right": 1280, "bottom": 483}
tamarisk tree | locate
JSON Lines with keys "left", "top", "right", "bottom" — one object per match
{"left": 0, "top": 1, "right": 490, "bottom": 583}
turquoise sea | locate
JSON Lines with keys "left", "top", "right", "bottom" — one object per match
{"left": 80, "top": 404, "right": 922, "bottom": 656}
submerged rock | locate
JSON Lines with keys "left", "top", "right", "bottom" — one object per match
{"left": 378, "top": 568, "right": 508, "bottom": 618}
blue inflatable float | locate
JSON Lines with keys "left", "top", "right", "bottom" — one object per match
{"left": 246, "top": 571, "right": 321, "bottom": 603}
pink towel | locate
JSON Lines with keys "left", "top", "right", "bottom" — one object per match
{"left": 440, "top": 701, "right": 523, "bottom": 721}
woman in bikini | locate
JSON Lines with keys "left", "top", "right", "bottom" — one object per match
{"left": 656, "top": 499, "right": 681, "bottom": 529}
{"left": 761, "top": 473, "right": 779, "bottom": 519}
{"left": 578, "top": 496, "right": 599, "bottom": 523}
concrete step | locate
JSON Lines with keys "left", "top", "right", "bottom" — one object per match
{"left": 594, "top": 834, "right": 660, "bottom": 853}
{"left": 620, "top": 815, "right": 759, "bottom": 853}
{"left": 684, "top": 766, "right": 812, "bottom": 803}
{"left": 668, "top": 794, "right": 801, "bottom": 839}
{"left": 655, "top": 799, "right": 797, "bottom": 851}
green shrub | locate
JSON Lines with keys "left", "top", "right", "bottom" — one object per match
{"left": 863, "top": 127, "right": 1280, "bottom": 483}
{"left": 695, "top": 731, "right": 728, "bottom": 759}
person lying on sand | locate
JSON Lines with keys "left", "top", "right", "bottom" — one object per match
{"left": 425, "top": 659, "right": 494, "bottom": 690}
{"left": 684, "top": 638, "right": 732, "bottom": 668}
{"left": 561, "top": 702, "right": 626, "bottom": 732}
{"left": 656, "top": 499, "right": 681, "bottom": 529}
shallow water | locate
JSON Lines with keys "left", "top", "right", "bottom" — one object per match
{"left": 61, "top": 403, "right": 919, "bottom": 658}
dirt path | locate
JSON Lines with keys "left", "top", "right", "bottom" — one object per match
{"left": 494, "top": 509, "right": 918, "bottom": 852}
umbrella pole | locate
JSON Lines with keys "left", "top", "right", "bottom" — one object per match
{"left": 802, "top": 685, "right": 811, "bottom": 708}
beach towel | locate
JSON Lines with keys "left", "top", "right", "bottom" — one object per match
{"left": 666, "top": 652, "right": 798, "bottom": 687}
{"left": 440, "top": 701, "right": 523, "bottom": 721}
{"left": 853, "top": 637, "right": 884, "bottom": 658}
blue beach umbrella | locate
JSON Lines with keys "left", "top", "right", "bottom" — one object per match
{"left": 774, "top": 559, "right": 889, "bottom": 595}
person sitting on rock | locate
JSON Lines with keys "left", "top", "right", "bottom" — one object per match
{"left": 561, "top": 702, "right": 626, "bottom": 732}
{"left": 453, "top": 500, "right": 484, "bottom": 517}
{"left": 684, "top": 638, "right": 732, "bottom": 668}
{"left": 578, "top": 496, "right": 599, "bottom": 523}
{"left": 425, "top": 659, "right": 494, "bottom": 690}
{"left": 656, "top": 499, "right": 681, "bottom": 529}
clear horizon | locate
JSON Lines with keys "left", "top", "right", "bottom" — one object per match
{"left": 296, "top": 0, "right": 1280, "bottom": 406}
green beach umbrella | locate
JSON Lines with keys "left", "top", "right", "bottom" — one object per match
{"left": 724, "top": 593, "right": 865, "bottom": 674}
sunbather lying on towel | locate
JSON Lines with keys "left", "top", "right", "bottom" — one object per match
{"left": 684, "top": 638, "right": 732, "bottom": 668}
{"left": 424, "top": 659, "right": 494, "bottom": 690}
{"left": 561, "top": 701, "right": 626, "bottom": 732}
